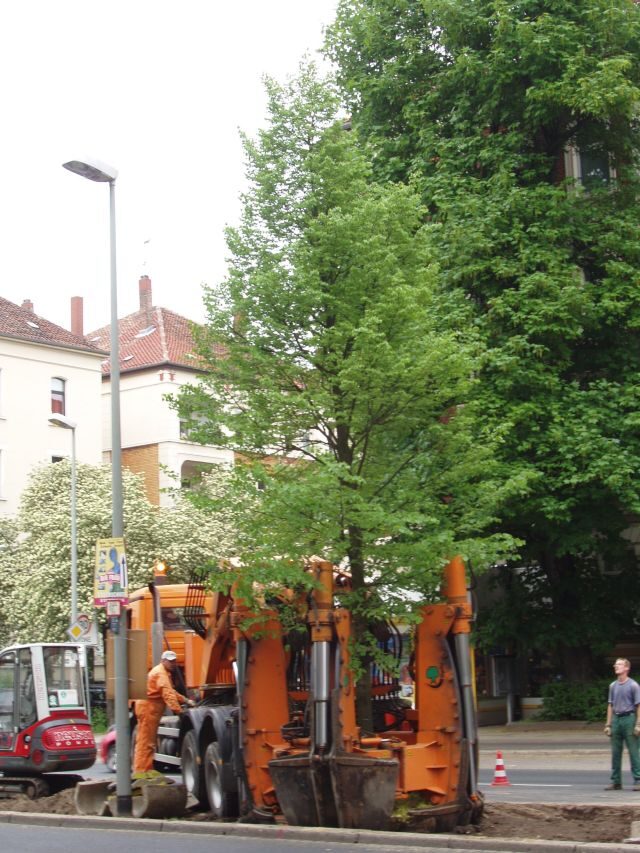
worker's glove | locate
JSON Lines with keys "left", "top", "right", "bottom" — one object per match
{"left": 634, "top": 725, "right": 640, "bottom": 737}
{"left": 604, "top": 725, "right": 612, "bottom": 737}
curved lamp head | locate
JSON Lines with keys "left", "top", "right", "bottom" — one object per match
{"left": 63, "top": 157, "right": 118, "bottom": 182}
{"left": 48, "top": 414, "right": 77, "bottom": 431}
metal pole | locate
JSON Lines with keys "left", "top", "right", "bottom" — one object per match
{"left": 70, "top": 425, "right": 78, "bottom": 624}
{"left": 454, "top": 631, "right": 478, "bottom": 795}
{"left": 109, "top": 179, "right": 132, "bottom": 816}
{"left": 311, "top": 642, "right": 330, "bottom": 752}
{"left": 150, "top": 583, "right": 164, "bottom": 666}
{"left": 109, "top": 181, "right": 123, "bottom": 540}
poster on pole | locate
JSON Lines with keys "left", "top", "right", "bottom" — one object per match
{"left": 94, "top": 537, "right": 128, "bottom": 606}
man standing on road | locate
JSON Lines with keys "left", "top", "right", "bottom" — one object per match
{"left": 133, "top": 650, "right": 192, "bottom": 772}
{"left": 604, "top": 657, "right": 640, "bottom": 790}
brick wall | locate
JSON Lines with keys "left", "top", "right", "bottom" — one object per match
{"left": 122, "top": 444, "right": 160, "bottom": 505}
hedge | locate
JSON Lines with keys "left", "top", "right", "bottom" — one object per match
{"left": 538, "top": 680, "right": 610, "bottom": 723}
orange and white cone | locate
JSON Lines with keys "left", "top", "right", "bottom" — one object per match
{"left": 491, "top": 750, "right": 511, "bottom": 786}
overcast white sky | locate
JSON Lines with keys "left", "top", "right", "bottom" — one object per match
{"left": 0, "top": 0, "right": 339, "bottom": 333}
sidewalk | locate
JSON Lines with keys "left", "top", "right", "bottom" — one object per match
{"left": 480, "top": 720, "right": 603, "bottom": 736}
{"left": 478, "top": 720, "right": 608, "bottom": 771}
{"left": 480, "top": 720, "right": 605, "bottom": 748}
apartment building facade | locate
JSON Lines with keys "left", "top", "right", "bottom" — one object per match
{"left": 0, "top": 297, "right": 104, "bottom": 516}
{"left": 88, "top": 275, "right": 233, "bottom": 506}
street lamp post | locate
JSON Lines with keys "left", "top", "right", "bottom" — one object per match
{"left": 63, "top": 157, "right": 131, "bottom": 816}
{"left": 48, "top": 414, "right": 78, "bottom": 623}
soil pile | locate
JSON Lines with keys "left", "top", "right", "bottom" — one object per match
{"left": 475, "top": 803, "right": 639, "bottom": 844}
{"left": 0, "top": 788, "right": 77, "bottom": 815}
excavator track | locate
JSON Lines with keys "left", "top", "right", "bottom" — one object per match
{"left": 0, "top": 773, "right": 83, "bottom": 799}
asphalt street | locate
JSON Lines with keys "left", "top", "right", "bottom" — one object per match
{"left": 477, "top": 721, "right": 640, "bottom": 804}
{"left": 0, "top": 817, "right": 627, "bottom": 853}
{"left": 0, "top": 824, "right": 457, "bottom": 853}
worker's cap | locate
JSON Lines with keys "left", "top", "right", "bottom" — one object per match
{"left": 161, "top": 650, "right": 177, "bottom": 661}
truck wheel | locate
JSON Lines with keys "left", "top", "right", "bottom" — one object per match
{"left": 106, "top": 743, "right": 117, "bottom": 773}
{"left": 130, "top": 725, "right": 137, "bottom": 767}
{"left": 204, "top": 741, "right": 238, "bottom": 818}
{"left": 181, "top": 730, "right": 205, "bottom": 805}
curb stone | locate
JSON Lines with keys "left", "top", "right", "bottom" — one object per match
{"left": 0, "top": 811, "right": 636, "bottom": 852}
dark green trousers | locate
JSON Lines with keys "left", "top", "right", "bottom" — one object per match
{"left": 611, "top": 714, "right": 640, "bottom": 785}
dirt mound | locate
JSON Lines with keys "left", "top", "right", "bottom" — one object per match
{"left": 0, "top": 788, "right": 77, "bottom": 814}
{"left": 475, "top": 803, "right": 640, "bottom": 844}
{"left": 0, "top": 790, "right": 637, "bottom": 843}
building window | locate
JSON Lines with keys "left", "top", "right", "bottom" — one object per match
{"left": 51, "top": 378, "right": 65, "bottom": 414}
{"left": 180, "top": 415, "right": 207, "bottom": 441}
{"left": 564, "top": 146, "right": 614, "bottom": 188}
{"left": 51, "top": 456, "right": 64, "bottom": 464}
{"left": 579, "top": 148, "right": 610, "bottom": 189}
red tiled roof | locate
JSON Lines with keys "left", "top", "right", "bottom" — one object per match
{"left": 87, "top": 305, "right": 225, "bottom": 375}
{"left": 0, "top": 297, "right": 106, "bottom": 355}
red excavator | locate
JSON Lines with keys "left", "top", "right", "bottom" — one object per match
{"left": 124, "top": 554, "right": 481, "bottom": 831}
{"left": 0, "top": 643, "right": 96, "bottom": 796}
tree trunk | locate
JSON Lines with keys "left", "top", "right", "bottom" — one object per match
{"left": 348, "top": 524, "right": 374, "bottom": 733}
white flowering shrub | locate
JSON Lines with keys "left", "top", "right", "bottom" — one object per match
{"left": 0, "top": 461, "right": 236, "bottom": 643}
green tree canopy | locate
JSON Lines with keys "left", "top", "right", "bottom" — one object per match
{"left": 177, "top": 62, "right": 520, "bottom": 646}
{"left": 327, "top": 0, "right": 640, "bottom": 678}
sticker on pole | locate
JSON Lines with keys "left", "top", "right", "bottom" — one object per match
{"left": 94, "top": 537, "right": 128, "bottom": 605}
{"left": 67, "top": 613, "right": 98, "bottom": 645}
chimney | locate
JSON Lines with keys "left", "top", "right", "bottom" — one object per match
{"left": 22, "top": 298, "right": 34, "bottom": 312}
{"left": 71, "top": 296, "right": 84, "bottom": 337}
{"left": 139, "top": 274, "right": 152, "bottom": 315}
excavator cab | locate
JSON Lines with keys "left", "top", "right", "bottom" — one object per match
{"left": 0, "top": 643, "right": 95, "bottom": 794}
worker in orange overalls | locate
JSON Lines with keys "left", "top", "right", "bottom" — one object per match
{"left": 133, "top": 649, "right": 191, "bottom": 772}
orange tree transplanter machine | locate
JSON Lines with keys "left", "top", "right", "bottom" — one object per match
{"left": 126, "top": 556, "right": 482, "bottom": 830}
{"left": 0, "top": 643, "right": 96, "bottom": 796}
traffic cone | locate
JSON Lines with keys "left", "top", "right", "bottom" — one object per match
{"left": 491, "top": 750, "right": 511, "bottom": 786}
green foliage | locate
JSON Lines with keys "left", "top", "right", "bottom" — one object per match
{"left": 328, "top": 0, "right": 640, "bottom": 185}
{"left": 0, "top": 461, "right": 235, "bottom": 643}
{"left": 327, "top": 0, "right": 640, "bottom": 677}
{"left": 90, "top": 707, "right": 109, "bottom": 734}
{"left": 176, "top": 61, "right": 520, "bottom": 622}
{"left": 475, "top": 559, "right": 640, "bottom": 679}
{"left": 538, "top": 679, "right": 609, "bottom": 723}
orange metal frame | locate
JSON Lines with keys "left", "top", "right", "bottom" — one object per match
{"left": 127, "top": 556, "right": 474, "bottom": 816}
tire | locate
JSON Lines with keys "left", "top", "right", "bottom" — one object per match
{"left": 204, "top": 741, "right": 238, "bottom": 818}
{"left": 181, "top": 730, "right": 205, "bottom": 805}
{"left": 130, "top": 724, "right": 137, "bottom": 768}
{"left": 106, "top": 744, "right": 117, "bottom": 773}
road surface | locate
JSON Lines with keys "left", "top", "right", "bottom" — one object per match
{"left": 478, "top": 726, "right": 640, "bottom": 804}
{"left": 0, "top": 823, "right": 468, "bottom": 853}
